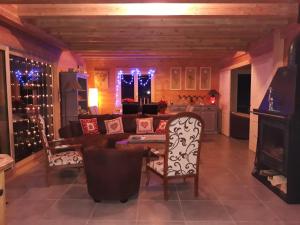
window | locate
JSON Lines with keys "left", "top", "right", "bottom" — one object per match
{"left": 116, "top": 69, "right": 155, "bottom": 108}
{"left": 121, "top": 74, "right": 134, "bottom": 100}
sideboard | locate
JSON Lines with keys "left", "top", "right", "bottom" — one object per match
{"left": 168, "top": 104, "right": 219, "bottom": 134}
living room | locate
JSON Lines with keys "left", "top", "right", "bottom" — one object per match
{"left": 1, "top": 1, "right": 300, "bottom": 225}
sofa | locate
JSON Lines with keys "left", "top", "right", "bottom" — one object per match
{"left": 59, "top": 114, "right": 172, "bottom": 148}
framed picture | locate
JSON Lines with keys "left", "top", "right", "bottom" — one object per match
{"left": 170, "top": 67, "right": 181, "bottom": 90}
{"left": 94, "top": 70, "right": 109, "bottom": 89}
{"left": 200, "top": 67, "right": 211, "bottom": 90}
{"left": 185, "top": 67, "right": 197, "bottom": 90}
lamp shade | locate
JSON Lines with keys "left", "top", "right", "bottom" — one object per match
{"left": 88, "top": 88, "right": 98, "bottom": 107}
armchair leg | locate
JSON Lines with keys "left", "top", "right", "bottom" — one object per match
{"left": 46, "top": 167, "right": 50, "bottom": 187}
{"left": 163, "top": 178, "right": 168, "bottom": 200}
{"left": 145, "top": 167, "right": 150, "bottom": 186}
{"left": 194, "top": 176, "right": 199, "bottom": 197}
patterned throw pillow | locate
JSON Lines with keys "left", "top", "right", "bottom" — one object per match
{"left": 155, "top": 120, "right": 168, "bottom": 134}
{"left": 136, "top": 117, "right": 154, "bottom": 134}
{"left": 80, "top": 118, "right": 100, "bottom": 135}
{"left": 104, "top": 117, "right": 124, "bottom": 134}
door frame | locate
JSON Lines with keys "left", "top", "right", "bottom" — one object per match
{"left": 0, "top": 45, "right": 14, "bottom": 159}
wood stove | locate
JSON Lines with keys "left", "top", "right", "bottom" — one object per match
{"left": 252, "top": 35, "right": 300, "bottom": 203}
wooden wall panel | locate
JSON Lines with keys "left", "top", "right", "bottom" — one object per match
{"left": 86, "top": 58, "right": 219, "bottom": 114}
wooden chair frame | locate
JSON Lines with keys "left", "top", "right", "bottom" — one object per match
{"left": 35, "top": 114, "right": 84, "bottom": 185}
{"left": 146, "top": 112, "right": 204, "bottom": 200}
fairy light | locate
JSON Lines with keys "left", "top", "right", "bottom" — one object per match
{"left": 10, "top": 55, "right": 54, "bottom": 161}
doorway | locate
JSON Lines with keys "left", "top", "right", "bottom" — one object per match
{"left": 230, "top": 65, "right": 251, "bottom": 140}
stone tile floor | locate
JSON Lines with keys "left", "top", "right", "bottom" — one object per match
{"left": 5, "top": 135, "right": 300, "bottom": 225}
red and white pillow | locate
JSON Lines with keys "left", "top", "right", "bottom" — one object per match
{"left": 80, "top": 118, "right": 100, "bottom": 135}
{"left": 155, "top": 120, "right": 168, "bottom": 134}
{"left": 104, "top": 117, "right": 124, "bottom": 134}
{"left": 136, "top": 117, "right": 154, "bottom": 134}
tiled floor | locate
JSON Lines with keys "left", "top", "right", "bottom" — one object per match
{"left": 5, "top": 135, "right": 300, "bottom": 225}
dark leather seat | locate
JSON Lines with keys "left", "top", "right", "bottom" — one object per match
{"left": 83, "top": 147, "right": 145, "bottom": 202}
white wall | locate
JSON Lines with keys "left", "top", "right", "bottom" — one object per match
{"left": 249, "top": 33, "right": 284, "bottom": 151}
{"left": 218, "top": 30, "right": 284, "bottom": 151}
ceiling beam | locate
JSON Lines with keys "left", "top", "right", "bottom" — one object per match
{"left": 3, "top": 0, "right": 298, "bottom": 3}
{"left": 0, "top": 5, "right": 67, "bottom": 49}
{"left": 75, "top": 49, "right": 237, "bottom": 60}
{"left": 17, "top": 3, "right": 298, "bottom": 17}
{"left": 26, "top": 17, "right": 289, "bottom": 29}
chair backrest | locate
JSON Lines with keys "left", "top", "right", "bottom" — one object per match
{"left": 165, "top": 112, "right": 204, "bottom": 177}
{"left": 35, "top": 114, "right": 52, "bottom": 161}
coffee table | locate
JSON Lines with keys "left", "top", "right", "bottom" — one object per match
{"left": 115, "top": 134, "right": 166, "bottom": 155}
{"left": 115, "top": 135, "right": 166, "bottom": 171}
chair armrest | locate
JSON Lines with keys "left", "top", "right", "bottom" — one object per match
{"left": 53, "top": 143, "right": 83, "bottom": 153}
{"left": 150, "top": 148, "right": 165, "bottom": 156}
{"left": 49, "top": 137, "right": 78, "bottom": 146}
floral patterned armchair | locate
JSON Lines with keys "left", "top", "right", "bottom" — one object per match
{"left": 146, "top": 112, "right": 204, "bottom": 200}
{"left": 36, "top": 114, "right": 83, "bottom": 185}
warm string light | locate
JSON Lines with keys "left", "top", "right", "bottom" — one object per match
{"left": 10, "top": 55, "right": 54, "bottom": 158}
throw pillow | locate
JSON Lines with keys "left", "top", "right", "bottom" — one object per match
{"left": 104, "top": 117, "right": 124, "bottom": 134}
{"left": 155, "top": 120, "right": 168, "bottom": 134}
{"left": 80, "top": 118, "right": 100, "bottom": 135}
{"left": 136, "top": 117, "right": 154, "bottom": 134}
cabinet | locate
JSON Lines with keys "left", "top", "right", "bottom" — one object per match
{"left": 168, "top": 104, "right": 218, "bottom": 134}
{"left": 60, "top": 72, "right": 88, "bottom": 127}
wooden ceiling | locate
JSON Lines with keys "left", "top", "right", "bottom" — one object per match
{"left": 0, "top": 1, "right": 299, "bottom": 60}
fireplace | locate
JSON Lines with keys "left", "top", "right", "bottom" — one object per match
{"left": 258, "top": 117, "right": 287, "bottom": 175}
{"left": 252, "top": 34, "right": 300, "bottom": 203}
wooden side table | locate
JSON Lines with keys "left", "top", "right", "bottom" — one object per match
{"left": 0, "top": 154, "right": 14, "bottom": 225}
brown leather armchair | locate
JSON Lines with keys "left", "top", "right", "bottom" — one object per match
{"left": 83, "top": 147, "right": 145, "bottom": 202}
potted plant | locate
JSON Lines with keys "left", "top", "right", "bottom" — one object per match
{"left": 208, "top": 89, "right": 220, "bottom": 104}
{"left": 158, "top": 100, "right": 168, "bottom": 114}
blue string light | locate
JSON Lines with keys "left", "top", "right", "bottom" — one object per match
{"left": 138, "top": 69, "right": 155, "bottom": 87}
{"left": 15, "top": 70, "right": 26, "bottom": 85}
{"left": 28, "top": 69, "right": 40, "bottom": 81}
{"left": 14, "top": 69, "right": 40, "bottom": 86}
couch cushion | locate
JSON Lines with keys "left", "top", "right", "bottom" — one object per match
{"left": 96, "top": 114, "right": 114, "bottom": 134}
{"left": 122, "top": 114, "right": 137, "bottom": 133}
{"left": 105, "top": 117, "right": 124, "bottom": 134}
{"left": 80, "top": 118, "right": 100, "bottom": 135}
{"left": 136, "top": 117, "right": 154, "bottom": 134}
{"left": 153, "top": 115, "right": 172, "bottom": 130}
{"left": 70, "top": 120, "right": 83, "bottom": 137}
{"left": 155, "top": 120, "right": 168, "bottom": 134}
{"left": 73, "top": 134, "right": 109, "bottom": 148}
{"left": 49, "top": 151, "right": 83, "bottom": 167}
